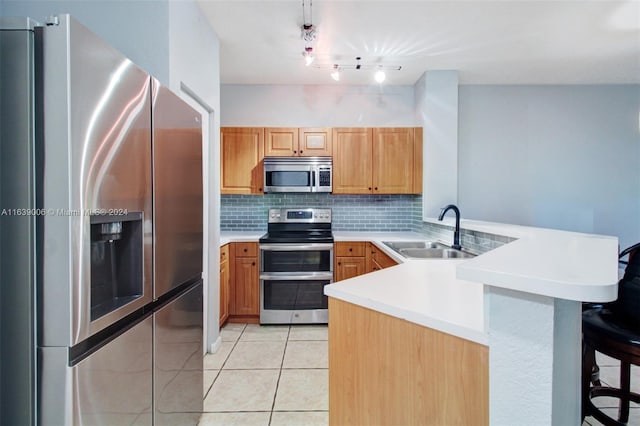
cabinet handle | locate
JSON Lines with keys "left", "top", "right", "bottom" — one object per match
{"left": 300, "top": 150, "right": 303, "bottom": 153}
{"left": 349, "top": 248, "right": 353, "bottom": 252}
{"left": 244, "top": 248, "right": 248, "bottom": 252}
{"left": 293, "top": 150, "right": 297, "bottom": 154}
{"left": 368, "top": 187, "right": 372, "bottom": 190}
{"left": 338, "top": 262, "right": 342, "bottom": 266}
{"left": 374, "top": 187, "right": 378, "bottom": 190}
{"left": 252, "top": 262, "right": 255, "bottom": 266}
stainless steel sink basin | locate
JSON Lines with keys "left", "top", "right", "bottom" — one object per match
{"left": 382, "top": 241, "right": 475, "bottom": 260}
{"left": 398, "top": 248, "right": 475, "bottom": 259}
{"left": 382, "top": 241, "right": 448, "bottom": 250}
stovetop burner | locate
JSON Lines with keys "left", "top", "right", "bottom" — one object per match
{"left": 260, "top": 208, "right": 333, "bottom": 244}
{"left": 259, "top": 230, "right": 334, "bottom": 244}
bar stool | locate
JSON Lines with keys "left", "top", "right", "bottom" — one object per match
{"left": 582, "top": 242, "right": 640, "bottom": 424}
{"left": 582, "top": 308, "right": 640, "bottom": 425}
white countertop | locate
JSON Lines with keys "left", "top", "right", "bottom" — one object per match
{"left": 325, "top": 221, "right": 619, "bottom": 345}
{"left": 325, "top": 258, "right": 487, "bottom": 345}
{"left": 219, "top": 231, "right": 264, "bottom": 246}
{"left": 424, "top": 218, "right": 620, "bottom": 303}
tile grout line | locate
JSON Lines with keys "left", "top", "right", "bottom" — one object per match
{"left": 268, "top": 325, "right": 292, "bottom": 426}
{"left": 203, "top": 323, "right": 246, "bottom": 402}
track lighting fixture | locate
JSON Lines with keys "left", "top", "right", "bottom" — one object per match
{"left": 303, "top": 47, "right": 314, "bottom": 66}
{"left": 330, "top": 65, "right": 340, "bottom": 81}
{"left": 300, "top": 1, "right": 318, "bottom": 66}
{"left": 314, "top": 57, "right": 401, "bottom": 83}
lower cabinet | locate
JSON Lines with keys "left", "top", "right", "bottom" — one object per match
{"left": 368, "top": 242, "right": 398, "bottom": 272}
{"left": 335, "top": 241, "right": 398, "bottom": 282}
{"left": 228, "top": 242, "right": 260, "bottom": 323}
{"left": 219, "top": 244, "right": 230, "bottom": 327}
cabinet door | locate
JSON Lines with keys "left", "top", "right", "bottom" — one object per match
{"left": 219, "top": 245, "right": 230, "bottom": 326}
{"left": 335, "top": 242, "right": 366, "bottom": 257}
{"left": 332, "top": 128, "right": 373, "bottom": 194}
{"left": 299, "top": 128, "right": 332, "bottom": 157}
{"left": 233, "top": 257, "right": 259, "bottom": 316}
{"left": 264, "top": 127, "right": 299, "bottom": 157}
{"left": 335, "top": 257, "right": 366, "bottom": 281}
{"left": 368, "top": 243, "right": 398, "bottom": 272}
{"left": 221, "top": 127, "right": 264, "bottom": 194}
{"left": 413, "top": 127, "right": 423, "bottom": 194}
{"left": 372, "top": 128, "right": 414, "bottom": 194}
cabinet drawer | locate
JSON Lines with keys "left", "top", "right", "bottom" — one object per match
{"left": 235, "top": 242, "right": 258, "bottom": 257}
{"left": 220, "top": 244, "right": 230, "bottom": 263}
{"left": 335, "top": 242, "right": 366, "bottom": 257}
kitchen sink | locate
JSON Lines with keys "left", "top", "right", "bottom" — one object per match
{"left": 382, "top": 241, "right": 448, "bottom": 250}
{"left": 382, "top": 241, "right": 475, "bottom": 260}
{"left": 398, "top": 248, "right": 475, "bottom": 259}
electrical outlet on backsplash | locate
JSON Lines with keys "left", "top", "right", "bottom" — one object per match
{"left": 221, "top": 194, "right": 422, "bottom": 232}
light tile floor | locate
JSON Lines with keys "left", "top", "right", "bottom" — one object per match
{"left": 199, "top": 323, "right": 329, "bottom": 426}
{"left": 582, "top": 351, "right": 640, "bottom": 426}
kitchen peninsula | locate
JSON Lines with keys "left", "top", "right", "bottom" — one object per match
{"left": 325, "top": 220, "right": 619, "bottom": 426}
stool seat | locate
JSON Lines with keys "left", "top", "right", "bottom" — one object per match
{"left": 582, "top": 308, "right": 640, "bottom": 425}
{"left": 583, "top": 309, "right": 640, "bottom": 348}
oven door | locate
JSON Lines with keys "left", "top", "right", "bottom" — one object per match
{"left": 259, "top": 273, "right": 332, "bottom": 324}
{"left": 260, "top": 243, "right": 333, "bottom": 273}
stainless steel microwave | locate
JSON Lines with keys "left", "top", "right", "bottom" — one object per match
{"left": 264, "top": 157, "right": 332, "bottom": 193}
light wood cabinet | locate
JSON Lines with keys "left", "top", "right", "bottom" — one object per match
{"left": 372, "top": 128, "right": 415, "bottom": 194}
{"left": 229, "top": 242, "right": 259, "bottom": 323}
{"left": 264, "top": 127, "right": 299, "bottom": 157}
{"left": 219, "top": 244, "right": 230, "bottom": 327}
{"left": 335, "top": 241, "right": 398, "bottom": 281}
{"left": 332, "top": 127, "right": 421, "bottom": 195}
{"left": 329, "top": 298, "right": 489, "bottom": 425}
{"left": 335, "top": 242, "right": 367, "bottom": 281}
{"left": 332, "top": 128, "right": 373, "bottom": 194}
{"left": 367, "top": 242, "right": 398, "bottom": 273}
{"left": 221, "top": 127, "right": 264, "bottom": 194}
{"left": 298, "top": 128, "right": 332, "bottom": 156}
{"left": 264, "top": 127, "right": 332, "bottom": 157}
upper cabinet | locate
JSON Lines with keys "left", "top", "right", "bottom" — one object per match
{"left": 372, "top": 128, "right": 415, "bottom": 194}
{"left": 332, "top": 128, "right": 374, "bottom": 194}
{"left": 298, "top": 128, "right": 332, "bottom": 156}
{"left": 221, "top": 127, "right": 264, "bottom": 195}
{"left": 333, "top": 127, "right": 421, "bottom": 195}
{"left": 222, "top": 126, "right": 422, "bottom": 195}
{"left": 264, "top": 127, "right": 332, "bottom": 157}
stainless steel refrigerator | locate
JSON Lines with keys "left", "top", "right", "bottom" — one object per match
{"left": 0, "top": 14, "right": 203, "bottom": 425}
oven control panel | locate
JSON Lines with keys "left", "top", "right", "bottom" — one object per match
{"left": 268, "top": 208, "right": 332, "bottom": 223}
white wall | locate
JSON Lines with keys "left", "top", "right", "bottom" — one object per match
{"left": 167, "top": 1, "right": 221, "bottom": 352}
{"left": 221, "top": 84, "right": 415, "bottom": 127}
{"left": 458, "top": 85, "right": 640, "bottom": 250}
{"left": 2, "top": 0, "right": 171, "bottom": 84}
{"left": 414, "top": 71, "right": 459, "bottom": 219}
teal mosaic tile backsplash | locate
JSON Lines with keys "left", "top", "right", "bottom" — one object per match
{"left": 221, "top": 194, "right": 423, "bottom": 232}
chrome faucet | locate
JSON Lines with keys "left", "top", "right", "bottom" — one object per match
{"left": 438, "top": 204, "right": 461, "bottom": 250}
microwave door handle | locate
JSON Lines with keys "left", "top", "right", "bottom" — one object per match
{"left": 311, "top": 170, "right": 316, "bottom": 191}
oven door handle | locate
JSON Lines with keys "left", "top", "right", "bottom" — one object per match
{"left": 259, "top": 243, "right": 334, "bottom": 251}
{"left": 260, "top": 272, "right": 334, "bottom": 281}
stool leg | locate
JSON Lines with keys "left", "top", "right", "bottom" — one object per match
{"left": 619, "top": 361, "right": 631, "bottom": 423}
{"left": 582, "top": 343, "right": 596, "bottom": 420}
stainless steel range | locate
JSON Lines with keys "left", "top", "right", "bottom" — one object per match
{"left": 259, "top": 208, "right": 333, "bottom": 324}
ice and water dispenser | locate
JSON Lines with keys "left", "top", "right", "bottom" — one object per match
{"left": 90, "top": 212, "right": 143, "bottom": 321}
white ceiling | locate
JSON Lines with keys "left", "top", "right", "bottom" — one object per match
{"left": 197, "top": 0, "right": 640, "bottom": 85}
